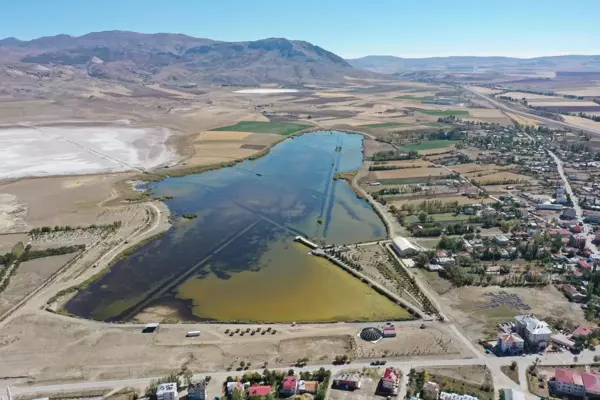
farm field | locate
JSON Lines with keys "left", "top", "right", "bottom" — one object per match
{"left": 360, "top": 122, "right": 411, "bottom": 128}
{"left": 503, "top": 111, "right": 541, "bottom": 126}
{"left": 419, "top": 110, "right": 469, "bottom": 116}
{"left": 186, "top": 130, "right": 281, "bottom": 166}
{"left": 394, "top": 95, "right": 435, "bottom": 101}
{"left": 563, "top": 115, "right": 600, "bottom": 132}
{"left": 501, "top": 92, "right": 559, "bottom": 100}
{"left": 0, "top": 253, "right": 76, "bottom": 316}
{"left": 373, "top": 159, "right": 434, "bottom": 168}
{"left": 468, "top": 171, "right": 535, "bottom": 184}
{"left": 400, "top": 140, "right": 459, "bottom": 151}
{"left": 211, "top": 121, "right": 312, "bottom": 135}
{"left": 449, "top": 163, "right": 519, "bottom": 174}
{"left": 371, "top": 167, "right": 447, "bottom": 181}
{"left": 391, "top": 196, "right": 492, "bottom": 208}
{"left": 557, "top": 87, "right": 600, "bottom": 97}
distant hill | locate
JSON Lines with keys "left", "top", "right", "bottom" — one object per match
{"left": 0, "top": 31, "right": 372, "bottom": 85}
{"left": 347, "top": 55, "right": 600, "bottom": 74}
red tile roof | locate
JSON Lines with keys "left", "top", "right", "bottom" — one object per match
{"left": 572, "top": 326, "right": 593, "bottom": 337}
{"left": 383, "top": 367, "right": 399, "bottom": 383}
{"left": 555, "top": 368, "right": 583, "bottom": 386}
{"left": 582, "top": 373, "right": 600, "bottom": 393}
{"left": 282, "top": 376, "right": 297, "bottom": 390}
{"left": 249, "top": 386, "right": 272, "bottom": 397}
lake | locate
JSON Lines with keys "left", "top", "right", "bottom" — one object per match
{"left": 65, "top": 131, "right": 411, "bottom": 322}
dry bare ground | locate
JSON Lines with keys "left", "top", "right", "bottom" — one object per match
{"left": 439, "top": 285, "right": 586, "bottom": 342}
{"left": 0, "top": 315, "right": 470, "bottom": 385}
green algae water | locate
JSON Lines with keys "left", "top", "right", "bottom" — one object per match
{"left": 65, "top": 131, "right": 411, "bottom": 322}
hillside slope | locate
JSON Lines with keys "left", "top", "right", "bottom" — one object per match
{"left": 0, "top": 31, "right": 371, "bottom": 85}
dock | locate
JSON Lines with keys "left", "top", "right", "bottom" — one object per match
{"left": 294, "top": 236, "right": 319, "bottom": 249}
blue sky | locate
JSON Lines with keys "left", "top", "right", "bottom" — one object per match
{"left": 1, "top": 0, "right": 598, "bottom": 58}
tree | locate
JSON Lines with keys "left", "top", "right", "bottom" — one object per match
{"left": 418, "top": 212, "right": 428, "bottom": 223}
{"left": 510, "top": 361, "right": 517, "bottom": 371}
{"left": 415, "top": 253, "right": 430, "bottom": 268}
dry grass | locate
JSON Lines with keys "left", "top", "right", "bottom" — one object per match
{"left": 449, "top": 163, "right": 518, "bottom": 174}
{"left": 467, "top": 171, "right": 533, "bottom": 183}
{"left": 563, "top": 115, "right": 600, "bottom": 131}
{"left": 503, "top": 112, "right": 541, "bottom": 126}
{"left": 372, "top": 167, "right": 447, "bottom": 180}
{"left": 375, "top": 159, "right": 434, "bottom": 168}
{"left": 529, "top": 100, "right": 600, "bottom": 107}
{"left": 502, "top": 92, "right": 560, "bottom": 100}
{"left": 439, "top": 285, "right": 586, "bottom": 342}
{"left": 557, "top": 87, "right": 600, "bottom": 97}
{"left": 195, "top": 131, "right": 252, "bottom": 141}
{"left": 390, "top": 195, "right": 492, "bottom": 207}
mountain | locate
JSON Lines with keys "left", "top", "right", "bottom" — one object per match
{"left": 0, "top": 31, "right": 369, "bottom": 85}
{"left": 347, "top": 55, "right": 600, "bottom": 74}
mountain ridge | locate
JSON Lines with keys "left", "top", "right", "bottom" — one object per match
{"left": 0, "top": 30, "right": 368, "bottom": 85}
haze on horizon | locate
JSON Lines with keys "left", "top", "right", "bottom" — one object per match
{"left": 1, "top": 0, "right": 598, "bottom": 59}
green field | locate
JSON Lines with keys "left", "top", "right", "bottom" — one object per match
{"left": 394, "top": 95, "right": 435, "bottom": 101}
{"left": 211, "top": 121, "right": 312, "bottom": 135}
{"left": 378, "top": 178, "right": 427, "bottom": 185}
{"left": 399, "top": 140, "right": 459, "bottom": 151}
{"left": 419, "top": 110, "right": 470, "bottom": 116}
{"left": 360, "top": 122, "right": 410, "bottom": 128}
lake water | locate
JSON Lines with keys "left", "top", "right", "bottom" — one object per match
{"left": 65, "top": 131, "right": 410, "bottom": 322}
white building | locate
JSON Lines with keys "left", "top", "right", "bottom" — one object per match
{"left": 514, "top": 315, "right": 552, "bottom": 350}
{"left": 502, "top": 388, "right": 525, "bottom": 400}
{"left": 157, "top": 383, "right": 178, "bottom": 400}
{"left": 494, "top": 235, "right": 510, "bottom": 246}
{"left": 391, "top": 237, "right": 417, "bottom": 257}
{"left": 497, "top": 332, "right": 524, "bottom": 354}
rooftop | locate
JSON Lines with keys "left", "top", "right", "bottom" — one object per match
{"left": 383, "top": 367, "right": 399, "bottom": 383}
{"left": 249, "top": 385, "right": 272, "bottom": 397}
{"left": 555, "top": 368, "right": 583, "bottom": 386}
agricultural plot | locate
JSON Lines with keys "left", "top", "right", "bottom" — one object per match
{"left": 394, "top": 95, "right": 435, "bottom": 101}
{"left": 391, "top": 196, "right": 492, "bottom": 208}
{"left": 374, "top": 159, "right": 433, "bottom": 168}
{"left": 419, "top": 110, "right": 469, "bottom": 116}
{"left": 371, "top": 167, "right": 447, "bottom": 182}
{"left": 449, "top": 163, "right": 518, "bottom": 174}
{"left": 400, "top": 140, "right": 459, "bottom": 151}
{"left": 468, "top": 171, "right": 534, "bottom": 184}
{"left": 211, "top": 121, "right": 312, "bottom": 135}
{"left": 360, "top": 122, "right": 411, "bottom": 128}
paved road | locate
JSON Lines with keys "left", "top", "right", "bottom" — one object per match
{"left": 11, "top": 346, "right": 600, "bottom": 398}
{"left": 464, "top": 86, "right": 600, "bottom": 136}
{"left": 547, "top": 149, "right": 598, "bottom": 253}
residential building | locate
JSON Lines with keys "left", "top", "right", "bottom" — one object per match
{"left": 156, "top": 383, "right": 177, "bottom": 400}
{"left": 226, "top": 382, "right": 244, "bottom": 395}
{"left": 382, "top": 324, "right": 396, "bottom": 338}
{"left": 570, "top": 234, "right": 587, "bottom": 249}
{"left": 562, "top": 208, "right": 577, "bottom": 220}
{"left": 595, "top": 231, "right": 600, "bottom": 243}
{"left": 554, "top": 368, "right": 585, "bottom": 397}
{"left": 585, "top": 212, "right": 600, "bottom": 224}
{"left": 497, "top": 332, "right": 524, "bottom": 354}
{"left": 572, "top": 326, "right": 593, "bottom": 337}
{"left": 571, "top": 225, "right": 583, "bottom": 234}
{"left": 502, "top": 388, "right": 525, "bottom": 400}
{"left": 391, "top": 236, "right": 418, "bottom": 257}
{"left": 582, "top": 373, "right": 600, "bottom": 396}
{"left": 297, "top": 381, "right": 318, "bottom": 395}
{"left": 333, "top": 372, "right": 362, "bottom": 390}
{"left": 514, "top": 315, "right": 552, "bottom": 350}
{"left": 562, "top": 284, "right": 586, "bottom": 302}
{"left": 439, "top": 392, "right": 479, "bottom": 400}
{"left": 551, "top": 333, "right": 575, "bottom": 349}
{"left": 495, "top": 235, "right": 510, "bottom": 246}
{"left": 381, "top": 367, "right": 400, "bottom": 392}
{"left": 249, "top": 386, "right": 272, "bottom": 398}
{"left": 280, "top": 376, "right": 297, "bottom": 397}
{"left": 536, "top": 202, "right": 564, "bottom": 211}
{"left": 423, "top": 382, "right": 440, "bottom": 400}
{"left": 188, "top": 381, "right": 207, "bottom": 400}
